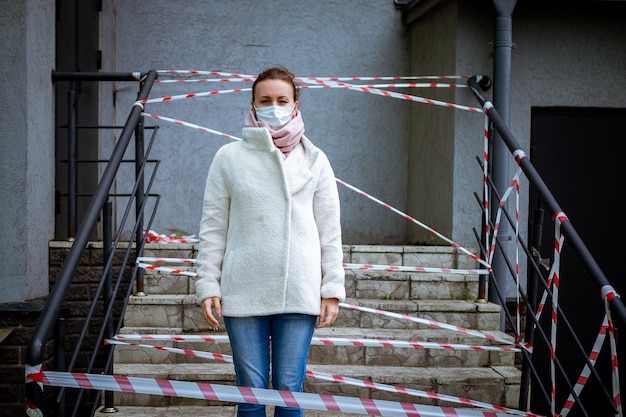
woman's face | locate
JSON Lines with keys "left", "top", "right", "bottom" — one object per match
{"left": 252, "top": 79, "right": 298, "bottom": 118}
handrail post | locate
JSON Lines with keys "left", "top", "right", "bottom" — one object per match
{"left": 134, "top": 99, "right": 146, "bottom": 297}
{"left": 519, "top": 208, "right": 544, "bottom": 410}
{"left": 53, "top": 318, "right": 66, "bottom": 416}
{"left": 67, "top": 81, "right": 77, "bottom": 239}
{"left": 101, "top": 201, "right": 117, "bottom": 413}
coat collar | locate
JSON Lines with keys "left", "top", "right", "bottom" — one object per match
{"left": 241, "top": 127, "right": 312, "bottom": 153}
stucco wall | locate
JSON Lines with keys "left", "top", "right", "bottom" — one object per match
{"left": 99, "top": 0, "right": 412, "bottom": 245}
{"left": 406, "top": 1, "right": 492, "bottom": 247}
{"left": 0, "top": 0, "right": 55, "bottom": 303}
{"left": 405, "top": 0, "right": 626, "bottom": 297}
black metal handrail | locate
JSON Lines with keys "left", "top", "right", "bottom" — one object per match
{"left": 25, "top": 70, "right": 158, "bottom": 416}
{"left": 468, "top": 75, "right": 626, "bottom": 328}
{"left": 468, "top": 75, "right": 626, "bottom": 417}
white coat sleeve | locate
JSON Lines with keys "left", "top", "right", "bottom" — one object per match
{"left": 195, "top": 150, "right": 230, "bottom": 304}
{"left": 314, "top": 156, "right": 346, "bottom": 302}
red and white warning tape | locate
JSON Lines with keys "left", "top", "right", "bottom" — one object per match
{"left": 137, "top": 256, "right": 197, "bottom": 263}
{"left": 138, "top": 95, "right": 488, "bottom": 267}
{"left": 157, "top": 69, "right": 255, "bottom": 78}
{"left": 26, "top": 369, "right": 529, "bottom": 417}
{"left": 156, "top": 70, "right": 470, "bottom": 79}
{"left": 142, "top": 72, "right": 480, "bottom": 111}
{"left": 334, "top": 178, "right": 490, "bottom": 270}
{"left": 558, "top": 315, "right": 610, "bottom": 416}
{"left": 142, "top": 112, "right": 242, "bottom": 142}
{"left": 557, "top": 290, "right": 622, "bottom": 417}
{"left": 104, "top": 339, "right": 530, "bottom": 416}
{"left": 298, "top": 77, "right": 483, "bottom": 112}
{"left": 139, "top": 82, "right": 481, "bottom": 112}
{"left": 137, "top": 262, "right": 198, "bottom": 278}
{"left": 603, "top": 288, "right": 623, "bottom": 417}
{"left": 133, "top": 257, "right": 508, "bottom": 345}
{"left": 111, "top": 333, "right": 519, "bottom": 352}
{"left": 338, "top": 303, "right": 513, "bottom": 345}
{"left": 136, "top": 259, "right": 489, "bottom": 278}
{"left": 144, "top": 229, "right": 199, "bottom": 243}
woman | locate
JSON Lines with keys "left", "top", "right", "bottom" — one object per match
{"left": 195, "top": 65, "right": 346, "bottom": 417}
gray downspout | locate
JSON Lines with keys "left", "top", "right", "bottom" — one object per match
{"left": 489, "top": 0, "right": 517, "bottom": 331}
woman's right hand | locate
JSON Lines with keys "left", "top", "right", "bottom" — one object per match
{"left": 201, "top": 297, "right": 222, "bottom": 330}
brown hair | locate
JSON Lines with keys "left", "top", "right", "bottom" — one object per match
{"left": 252, "top": 65, "right": 300, "bottom": 102}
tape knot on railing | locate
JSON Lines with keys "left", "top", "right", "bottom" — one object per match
{"left": 602, "top": 285, "right": 620, "bottom": 302}
{"left": 513, "top": 149, "right": 527, "bottom": 164}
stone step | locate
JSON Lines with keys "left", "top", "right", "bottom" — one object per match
{"left": 111, "top": 363, "right": 520, "bottom": 409}
{"left": 114, "top": 245, "right": 518, "bottom": 414}
{"left": 138, "top": 244, "right": 480, "bottom": 270}
{"left": 95, "top": 403, "right": 514, "bottom": 417}
{"left": 123, "top": 295, "right": 501, "bottom": 331}
{"left": 114, "top": 326, "right": 515, "bottom": 368}
{"left": 140, "top": 268, "right": 481, "bottom": 301}
{"left": 137, "top": 244, "right": 483, "bottom": 297}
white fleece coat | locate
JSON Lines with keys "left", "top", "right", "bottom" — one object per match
{"left": 195, "top": 127, "right": 346, "bottom": 317}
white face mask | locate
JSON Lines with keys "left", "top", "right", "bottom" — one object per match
{"left": 254, "top": 106, "right": 294, "bottom": 127}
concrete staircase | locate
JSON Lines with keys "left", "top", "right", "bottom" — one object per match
{"left": 99, "top": 244, "right": 521, "bottom": 416}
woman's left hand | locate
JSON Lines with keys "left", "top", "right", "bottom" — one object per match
{"left": 316, "top": 298, "right": 339, "bottom": 328}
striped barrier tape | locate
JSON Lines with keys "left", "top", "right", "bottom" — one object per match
{"left": 132, "top": 260, "right": 509, "bottom": 345}
{"left": 140, "top": 107, "right": 488, "bottom": 269}
{"left": 138, "top": 87, "right": 251, "bottom": 106}
{"left": 137, "top": 262, "right": 198, "bottom": 278}
{"left": 602, "top": 286, "right": 622, "bottom": 417}
{"left": 157, "top": 79, "right": 468, "bottom": 89}
{"left": 145, "top": 228, "right": 199, "bottom": 243}
{"left": 338, "top": 303, "right": 513, "bottom": 345}
{"left": 334, "top": 179, "right": 490, "bottom": 270}
{"left": 532, "top": 232, "right": 564, "bottom": 327}
{"left": 157, "top": 69, "right": 255, "bottom": 78}
{"left": 556, "top": 290, "right": 622, "bottom": 417}
{"left": 155, "top": 70, "right": 471, "bottom": 82}
{"left": 481, "top": 106, "right": 491, "bottom": 264}
{"left": 27, "top": 370, "right": 532, "bottom": 417}
{"left": 139, "top": 82, "right": 480, "bottom": 112}
{"left": 134, "top": 258, "right": 509, "bottom": 345}
{"left": 558, "top": 315, "right": 609, "bottom": 416}
{"left": 142, "top": 112, "right": 242, "bottom": 142}
{"left": 139, "top": 71, "right": 489, "bottom": 273}
{"left": 298, "top": 78, "right": 483, "bottom": 112}
{"left": 137, "top": 256, "right": 197, "bottom": 263}
{"left": 111, "top": 333, "right": 520, "bottom": 352}
{"left": 136, "top": 259, "right": 489, "bottom": 277}
{"left": 105, "top": 339, "right": 530, "bottom": 416}
{"left": 550, "top": 213, "right": 567, "bottom": 417}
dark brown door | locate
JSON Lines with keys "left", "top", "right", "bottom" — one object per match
{"left": 529, "top": 107, "right": 624, "bottom": 416}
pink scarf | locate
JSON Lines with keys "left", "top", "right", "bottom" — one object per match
{"left": 244, "top": 109, "right": 305, "bottom": 159}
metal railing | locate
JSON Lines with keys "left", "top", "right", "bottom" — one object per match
{"left": 468, "top": 75, "right": 626, "bottom": 417}
{"left": 25, "top": 70, "right": 159, "bottom": 416}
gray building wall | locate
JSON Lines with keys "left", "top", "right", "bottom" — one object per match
{"left": 0, "top": 0, "right": 55, "bottom": 304}
{"left": 406, "top": 1, "right": 493, "bottom": 247}
{"left": 1, "top": 0, "right": 625, "bottom": 304}
{"left": 98, "top": 0, "right": 412, "bottom": 245}
{"left": 405, "top": 0, "right": 626, "bottom": 297}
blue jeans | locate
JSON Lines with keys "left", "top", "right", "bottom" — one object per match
{"left": 224, "top": 314, "right": 317, "bottom": 417}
